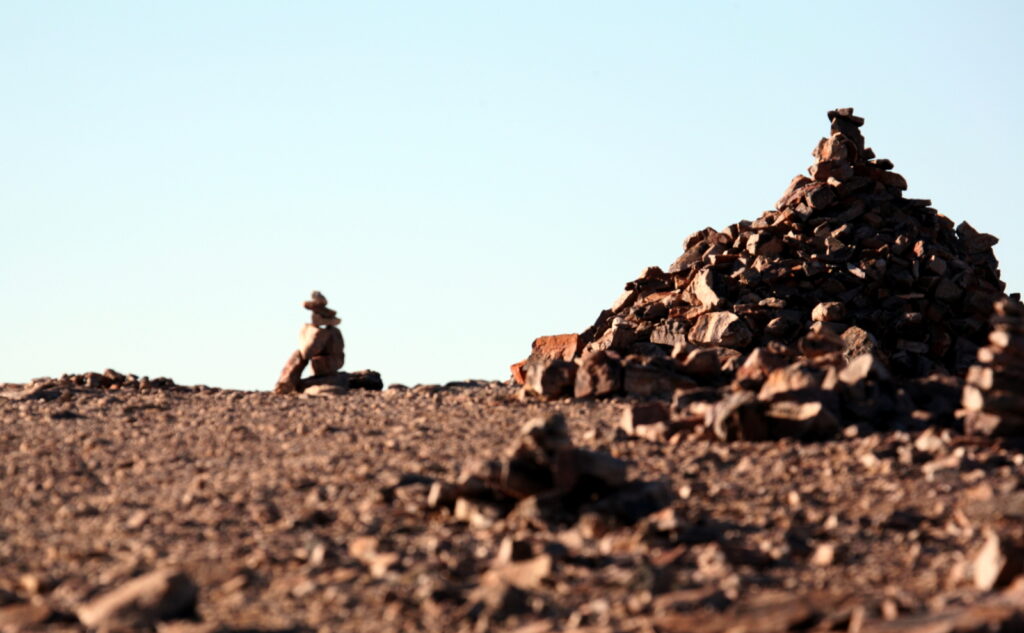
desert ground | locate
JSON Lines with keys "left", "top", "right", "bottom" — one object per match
{"left": 3, "top": 376, "right": 1024, "bottom": 633}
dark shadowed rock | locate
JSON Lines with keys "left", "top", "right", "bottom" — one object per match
{"left": 574, "top": 351, "right": 623, "bottom": 398}
{"left": 348, "top": 370, "right": 384, "bottom": 391}
{"left": 524, "top": 359, "right": 577, "bottom": 400}
{"left": 706, "top": 391, "right": 766, "bottom": 441}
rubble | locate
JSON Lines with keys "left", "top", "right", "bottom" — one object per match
{"left": 515, "top": 108, "right": 1011, "bottom": 440}
{"left": 12, "top": 370, "right": 180, "bottom": 400}
{"left": 428, "top": 414, "right": 672, "bottom": 526}
{"left": 274, "top": 291, "right": 383, "bottom": 395}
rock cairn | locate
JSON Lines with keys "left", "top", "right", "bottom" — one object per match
{"left": 516, "top": 108, "right": 1010, "bottom": 439}
{"left": 275, "top": 291, "right": 346, "bottom": 394}
{"left": 274, "top": 291, "right": 384, "bottom": 395}
{"left": 962, "top": 298, "right": 1024, "bottom": 436}
{"left": 425, "top": 414, "right": 672, "bottom": 527}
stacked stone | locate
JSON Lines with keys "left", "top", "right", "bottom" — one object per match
{"left": 962, "top": 299, "right": 1024, "bottom": 436}
{"left": 516, "top": 108, "right": 1008, "bottom": 439}
{"left": 274, "top": 291, "right": 346, "bottom": 394}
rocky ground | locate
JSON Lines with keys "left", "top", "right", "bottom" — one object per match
{"left": 4, "top": 379, "right": 1024, "bottom": 632}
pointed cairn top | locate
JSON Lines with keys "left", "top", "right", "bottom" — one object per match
{"left": 776, "top": 107, "right": 908, "bottom": 213}
{"left": 303, "top": 290, "right": 341, "bottom": 327}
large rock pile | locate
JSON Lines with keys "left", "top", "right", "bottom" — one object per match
{"left": 517, "top": 108, "right": 1012, "bottom": 438}
{"left": 274, "top": 291, "right": 383, "bottom": 395}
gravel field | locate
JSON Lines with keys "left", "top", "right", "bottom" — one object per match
{"left": 3, "top": 380, "right": 1024, "bottom": 632}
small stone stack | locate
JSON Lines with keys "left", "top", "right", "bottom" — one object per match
{"left": 962, "top": 298, "right": 1024, "bottom": 436}
{"left": 516, "top": 108, "right": 1010, "bottom": 438}
{"left": 274, "top": 291, "right": 346, "bottom": 394}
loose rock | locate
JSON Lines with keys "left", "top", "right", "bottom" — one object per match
{"left": 76, "top": 568, "right": 197, "bottom": 631}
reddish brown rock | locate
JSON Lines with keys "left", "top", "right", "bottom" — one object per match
{"left": 298, "top": 323, "right": 331, "bottom": 361}
{"left": 689, "top": 311, "right": 753, "bottom": 349}
{"left": 310, "top": 354, "right": 344, "bottom": 376}
{"left": 622, "top": 357, "right": 695, "bottom": 397}
{"left": 530, "top": 334, "right": 580, "bottom": 362}
{"left": 811, "top": 301, "right": 846, "bottom": 323}
{"left": 765, "top": 400, "right": 839, "bottom": 440}
{"left": 688, "top": 269, "right": 722, "bottom": 308}
{"left": 274, "top": 350, "right": 306, "bottom": 394}
{"left": 619, "top": 401, "right": 670, "bottom": 436}
{"left": 523, "top": 359, "right": 577, "bottom": 400}
{"left": 705, "top": 391, "right": 766, "bottom": 441}
{"left": 511, "top": 334, "right": 581, "bottom": 385}
{"left": 574, "top": 351, "right": 623, "bottom": 398}
{"left": 325, "top": 326, "right": 345, "bottom": 357}
{"left": 312, "top": 312, "right": 341, "bottom": 327}
{"left": 510, "top": 360, "right": 527, "bottom": 384}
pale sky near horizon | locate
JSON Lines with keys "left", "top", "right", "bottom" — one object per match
{"left": 2, "top": 2, "right": 1023, "bottom": 390}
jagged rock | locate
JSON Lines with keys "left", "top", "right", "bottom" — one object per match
{"left": 689, "top": 269, "right": 722, "bottom": 308}
{"left": 620, "top": 401, "right": 670, "bottom": 436}
{"left": 841, "top": 326, "right": 880, "bottom": 360}
{"left": 650, "top": 319, "right": 688, "bottom": 347}
{"left": 510, "top": 334, "right": 581, "bottom": 384}
{"left": 574, "top": 351, "right": 623, "bottom": 398}
{"left": 530, "top": 334, "right": 580, "bottom": 361}
{"left": 758, "top": 361, "right": 835, "bottom": 401}
{"left": 811, "top": 301, "right": 846, "bottom": 323}
{"left": 838, "top": 354, "right": 891, "bottom": 385}
{"left": 621, "top": 357, "right": 694, "bottom": 397}
{"left": 679, "top": 347, "right": 742, "bottom": 380}
{"left": 765, "top": 399, "right": 839, "bottom": 440}
{"left": 524, "top": 359, "right": 577, "bottom": 400}
{"left": 274, "top": 350, "right": 306, "bottom": 394}
{"left": 706, "top": 391, "right": 766, "bottom": 441}
{"left": 689, "top": 312, "right": 753, "bottom": 349}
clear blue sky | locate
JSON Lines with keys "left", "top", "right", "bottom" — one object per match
{"left": 2, "top": 2, "right": 1022, "bottom": 389}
